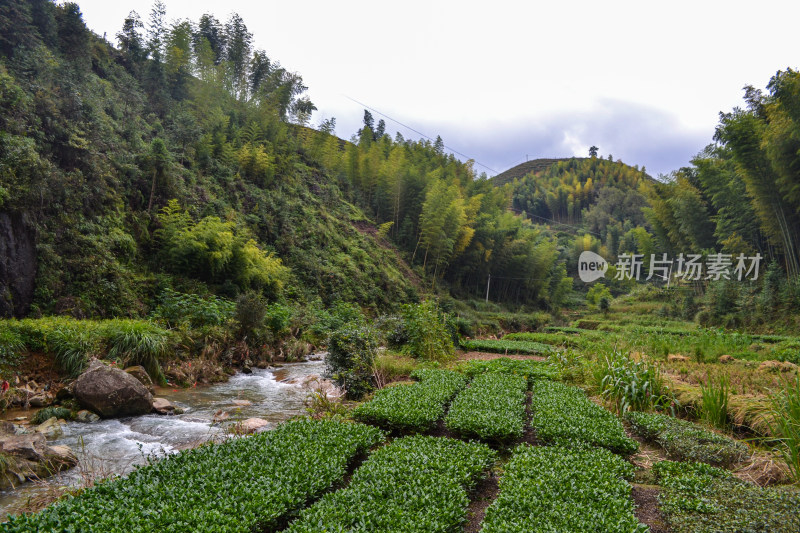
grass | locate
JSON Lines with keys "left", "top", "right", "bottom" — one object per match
{"left": 459, "top": 338, "right": 554, "bottom": 355}
{"left": 0, "top": 317, "right": 173, "bottom": 380}
{"left": 700, "top": 373, "right": 730, "bottom": 430}
{"left": 769, "top": 376, "right": 800, "bottom": 482}
{"left": 594, "top": 351, "right": 673, "bottom": 414}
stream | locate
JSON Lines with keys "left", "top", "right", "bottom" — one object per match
{"left": 0, "top": 358, "right": 327, "bottom": 518}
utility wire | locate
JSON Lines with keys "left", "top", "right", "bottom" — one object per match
{"left": 343, "top": 95, "right": 500, "bottom": 176}
{"left": 508, "top": 206, "right": 603, "bottom": 238}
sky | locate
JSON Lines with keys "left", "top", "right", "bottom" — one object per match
{"left": 72, "top": 0, "right": 800, "bottom": 177}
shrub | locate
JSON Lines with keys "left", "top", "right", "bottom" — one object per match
{"left": 149, "top": 289, "right": 235, "bottom": 328}
{"left": 482, "top": 443, "right": 646, "bottom": 533}
{"left": 104, "top": 320, "right": 170, "bottom": 384}
{"left": 309, "top": 301, "right": 364, "bottom": 342}
{"left": 326, "top": 325, "right": 379, "bottom": 400}
{"left": 625, "top": 412, "right": 748, "bottom": 468}
{"left": 285, "top": 436, "right": 496, "bottom": 533}
{"left": 0, "top": 327, "right": 24, "bottom": 375}
{"left": 400, "top": 300, "right": 454, "bottom": 362}
{"left": 4, "top": 419, "right": 384, "bottom": 533}
{"left": 531, "top": 380, "right": 638, "bottom": 455}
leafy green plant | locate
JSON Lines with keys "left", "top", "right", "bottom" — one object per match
{"left": 596, "top": 351, "right": 672, "bottom": 414}
{"left": 700, "top": 373, "right": 730, "bottom": 430}
{"left": 531, "top": 380, "right": 638, "bottom": 455}
{"left": 352, "top": 369, "right": 466, "bottom": 432}
{"left": 3, "top": 419, "right": 384, "bottom": 532}
{"left": 460, "top": 338, "right": 554, "bottom": 355}
{"left": 768, "top": 376, "right": 800, "bottom": 482}
{"left": 326, "top": 325, "right": 379, "bottom": 400}
{"left": 285, "top": 435, "right": 496, "bottom": 532}
{"left": 149, "top": 288, "right": 235, "bottom": 328}
{"left": 30, "top": 407, "right": 73, "bottom": 425}
{"left": 482, "top": 443, "right": 647, "bottom": 533}
{"left": 445, "top": 373, "right": 527, "bottom": 442}
{"left": 459, "top": 357, "right": 559, "bottom": 383}
{"left": 400, "top": 300, "right": 454, "bottom": 362}
{"left": 653, "top": 460, "right": 800, "bottom": 532}
{"left": 626, "top": 411, "right": 748, "bottom": 468}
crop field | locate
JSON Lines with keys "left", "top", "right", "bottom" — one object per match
{"left": 445, "top": 372, "right": 528, "bottom": 442}
{"left": 481, "top": 443, "right": 647, "bottom": 533}
{"left": 530, "top": 380, "right": 638, "bottom": 455}
{"left": 284, "top": 435, "right": 496, "bottom": 532}
{"left": 459, "top": 338, "right": 554, "bottom": 355}
{"left": 351, "top": 369, "right": 466, "bottom": 432}
{"left": 0, "top": 419, "right": 384, "bottom": 533}
{"left": 459, "top": 357, "right": 559, "bottom": 383}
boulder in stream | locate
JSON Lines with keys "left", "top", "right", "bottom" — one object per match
{"left": 75, "top": 409, "right": 100, "bottom": 423}
{"left": 0, "top": 431, "right": 77, "bottom": 490}
{"left": 152, "top": 397, "right": 175, "bottom": 415}
{"left": 238, "top": 418, "right": 269, "bottom": 434}
{"left": 73, "top": 360, "right": 154, "bottom": 418}
{"left": 124, "top": 365, "right": 155, "bottom": 394}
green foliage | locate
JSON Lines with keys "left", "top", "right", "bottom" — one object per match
{"left": 399, "top": 300, "right": 454, "bottom": 362}
{"left": 700, "top": 373, "right": 730, "bottom": 430}
{"left": 104, "top": 319, "right": 170, "bottom": 384}
{"left": 150, "top": 289, "right": 235, "bottom": 328}
{"left": 768, "top": 376, "right": 800, "bottom": 482}
{"left": 0, "top": 317, "right": 172, "bottom": 378}
{"left": 309, "top": 301, "right": 365, "bottom": 342}
{"left": 352, "top": 369, "right": 466, "bottom": 432}
{"left": 459, "top": 338, "right": 554, "bottom": 355}
{"left": 531, "top": 380, "right": 638, "bottom": 455}
{"left": 3, "top": 419, "right": 384, "bottom": 532}
{"left": 0, "top": 328, "right": 24, "bottom": 376}
{"left": 285, "top": 435, "right": 496, "bottom": 533}
{"left": 482, "top": 443, "right": 646, "bottom": 533}
{"left": 595, "top": 351, "right": 673, "bottom": 414}
{"left": 30, "top": 406, "right": 73, "bottom": 425}
{"left": 459, "top": 357, "right": 559, "bottom": 383}
{"left": 626, "top": 411, "right": 748, "bottom": 468}
{"left": 326, "top": 325, "right": 379, "bottom": 400}
{"left": 156, "top": 201, "right": 289, "bottom": 296}
{"left": 445, "top": 373, "right": 527, "bottom": 442}
{"left": 653, "top": 460, "right": 800, "bottom": 532}
{"left": 586, "top": 283, "right": 612, "bottom": 307}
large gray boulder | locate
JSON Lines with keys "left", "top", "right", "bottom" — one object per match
{"left": 74, "top": 360, "right": 154, "bottom": 418}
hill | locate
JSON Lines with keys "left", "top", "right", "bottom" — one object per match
{"left": 490, "top": 158, "right": 576, "bottom": 186}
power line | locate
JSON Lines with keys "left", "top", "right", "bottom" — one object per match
{"left": 342, "top": 95, "right": 500, "bottom": 176}
{"left": 507, "top": 206, "right": 603, "bottom": 237}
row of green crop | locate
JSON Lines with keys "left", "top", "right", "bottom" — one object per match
{"left": 445, "top": 373, "right": 528, "bottom": 442}
{"left": 459, "top": 338, "right": 554, "bottom": 355}
{"left": 284, "top": 435, "right": 496, "bottom": 532}
{"left": 625, "top": 411, "right": 748, "bottom": 468}
{"left": 352, "top": 369, "right": 466, "bottom": 432}
{"left": 530, "top": 380, "right": 638, "bottom": 455}
{"left": 458, "top": 357, "right": 559, "bottom": 382}
{"left": 653, "top": 460, "right": 800, "bottom": 532}
{"left": 2, "top": 419, "right": 384, "bottom": 532}
{"left": 481, "top": 443, "right": 647, "bottom": 533}
{"left": 0, "top": 317, "right": 171, "bottom": 381}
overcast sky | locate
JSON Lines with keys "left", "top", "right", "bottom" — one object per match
{"left": 73, "top": 0, "right": 800, "bottom": 177}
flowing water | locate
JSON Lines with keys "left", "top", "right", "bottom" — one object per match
{"left": 0, "top": 358, "right": 327, "bottom": 518}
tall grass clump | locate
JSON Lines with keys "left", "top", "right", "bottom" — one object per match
{"left": 595, "top": 351, "right": 672, "bottom": 414}
{"left": 700, "top": 374, "right": 730, "bottom": 430}
{"left": 48, "top": 323, "right": 103, "bottom": 377}
{"left": 769, "top": 376, "right": 800, "bottom": 482}
{"left": 0, "top": 326, "right": 25, "bottom": 375}
{"left": 103, "top": 320, "right": 170, "bottom": 384}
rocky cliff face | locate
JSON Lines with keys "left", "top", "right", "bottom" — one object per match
{"left": 0, "top": 212, "right": 35, "bottom": 318}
